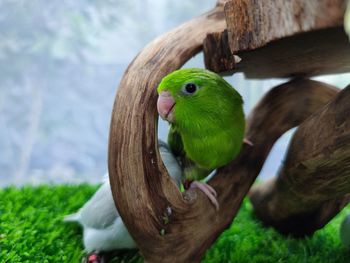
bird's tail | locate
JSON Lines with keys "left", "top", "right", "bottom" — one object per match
{"left": 63, "top": 212, "right": 80, "bottom": 222}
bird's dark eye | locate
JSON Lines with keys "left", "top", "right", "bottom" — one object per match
{"left": 183, "top": 83, "right": 197, "bottom": 94}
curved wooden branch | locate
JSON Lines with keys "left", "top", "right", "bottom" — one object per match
{"left": 204, "top": 1, "right": 350, "bottom": 79}
{"left": 249, "top": 84, "right": 350, "bottom": 237}
{"left": 109, "top": 30, "right": 339, "bottom": 259}
{"left": 108, "top": 4, "right": 227, "bottom": 262}
{"left": 224, "top": 0, "right": 346, "bottom": 53}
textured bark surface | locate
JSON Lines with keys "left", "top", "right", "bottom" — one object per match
{"left": 205, "top": 27, "right": 350, "bottom": 78}
{"left": 108, "top": 0, "right": 349, "bottom": 261}
{"left": 108, "top": 4, "right": 227, "bottom": 263}
{"left": 204, "top": 0, "right": 350, "bottom": 78}
{"left": 203, "top": 29, "right": 235, "bottom": 75}
{"left": 109, "top": 47, "right": 339, "bottom": 263}
{"left": 250, "top": 84, "right": 350, "bottom": 237}
{"left": 225, "top": 0, "right": 346, "bottom": 52}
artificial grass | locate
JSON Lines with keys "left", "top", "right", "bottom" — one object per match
{"left": 0, "top": 185, "right": 349, "bottom": 263}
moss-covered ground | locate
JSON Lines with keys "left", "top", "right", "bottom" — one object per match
{"left": 1, "top": 185, "right": 349, "bottom": 262}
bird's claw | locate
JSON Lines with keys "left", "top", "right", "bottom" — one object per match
{"left": 243, "top": 138, "right": 253, "bottom": 146}
{"left": 83, "top": 252, "right": 105, "bottom": 263}
{"left": 190, "top": 181, "right": 219, "bottom": 210}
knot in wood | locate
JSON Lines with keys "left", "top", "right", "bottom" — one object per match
{"left": 183, "top": 189, "right": 198, "bottom": 205}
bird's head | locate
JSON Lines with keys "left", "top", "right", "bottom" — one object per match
{"left": 156, "top": 68, "right": 242, "bottom": 130}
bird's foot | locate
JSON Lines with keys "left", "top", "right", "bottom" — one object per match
{"left": 186, "top": 180, "right": 219, "bottom": 210}
{"left": 243, "top": 138, "right": 253, "bottom": 146}
{"left": 83, "top": 251, "right": 105, "bottom": 263}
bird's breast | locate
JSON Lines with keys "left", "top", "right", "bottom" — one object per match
{"left": 183, "top": 131, "right": 242, "bottom": 169}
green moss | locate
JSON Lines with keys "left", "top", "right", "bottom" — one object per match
{"left": 0, "top": 185, "right": 349, "bottom": 263}
{"left": 0, "top": 185, "right": 96, "bottom": 262}
{"left": 203, "top": 201, "right": 350, "bottom": 263}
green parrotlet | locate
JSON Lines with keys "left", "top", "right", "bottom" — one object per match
{"left": 157, "top": 68, "right": 250, "bottom": 210}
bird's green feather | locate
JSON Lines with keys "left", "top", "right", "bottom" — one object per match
{"left": 157, "top": 68, "right": 245, "bottom": 181}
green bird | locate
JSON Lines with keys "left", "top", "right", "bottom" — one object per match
{"left": 157, "top": 68, "right": 250, "bottom": 210}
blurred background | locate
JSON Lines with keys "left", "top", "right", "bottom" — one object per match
{"left": 1, "top": 0, "right": 349, "bottom": 187}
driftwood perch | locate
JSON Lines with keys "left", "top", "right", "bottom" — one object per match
{"left": 204, "top": 0, "right": 350, "bottom": 238}
{"left": 204, "top": 0, "right": 349, "bottom": 78}
{"left": 108, "top": 3, "right": 227, "bottom": 262}
{"left": 109, "top": 50, "right": 340, "bottom": 262}
{"left": 108, "top": 0, "right": 350, "bottom": 261}
{"left": 249, "top": 84, "right": 350, "bottom": 237}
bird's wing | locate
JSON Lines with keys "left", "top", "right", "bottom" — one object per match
{"left": 79, "top": 180, "right": 119, "bottom": 229}
{"left": 167, "top": 126, "right": 211, "bottom": 181}
{"left": 167, "top": 126, "right": 185, "bottom": 158}
{"left": 167, "top": 125, "right": 190, "bottom": 174}
{"left": 67, "top": 141, "right": 182, "bottom": 229}
{"left": 159, "top": 139, "right": 182, "bottom": 187}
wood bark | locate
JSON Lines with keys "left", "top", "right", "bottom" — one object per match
{"left": 109, "top": 25, "right": 339, "bottom": 260}
{"left": 204, "top": 27, "right": 350, "bottom": 78}
{"left": 250, "top": 84, "right": 350, "bottom": 237}
{"left": 108, "top": 4, "right": 227, "bottom": 263}
{"left": 204, "top": 0, "right": 350, "bottom": 78}
{"left": 225, "top": 0, "right": 346, "bottom": 53}
{"left": 203, "top": 29, "right": 236, "bottom": 75}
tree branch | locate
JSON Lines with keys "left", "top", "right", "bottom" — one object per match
{"left": 109, "top": 44, "right": 339, "bottom": 262}
{"left": 204, "top": 0, "right": 350, "bottom": 78}
{"left": 249, "top": 84, "right": 350, "bottom": 237}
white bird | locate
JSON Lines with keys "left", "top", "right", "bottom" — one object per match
{"left": 64, "top": 141, "right": 182, "bottom": 261}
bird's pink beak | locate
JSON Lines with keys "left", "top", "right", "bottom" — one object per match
{"left": 157, "top": 91, "right": 175, "bottom": 122}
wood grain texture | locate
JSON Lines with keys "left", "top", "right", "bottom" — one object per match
{"left": 204, "top": 26, "right": 350, "bottom": 78}
{"left": 250, "top": 84, "right": 350, "bottom": 237}
{"left": 109, "top": 29, "right": 339, "bottom": 261}
{"left": 204, "top": 0, "right": 350, "bottom": 78}
{"left": 203, "top": 29, "right": 236, "bottom": 75}
{"left": 108, "top": 3, "right": 227, "bottom": 262}
{"left": 235, "top": 27, "right": 350, "bottom": 78}
{"left": 225, "top": 0, "right": 347, "bottom": 53}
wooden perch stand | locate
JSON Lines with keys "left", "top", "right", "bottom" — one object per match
{"left": 108, "top": 0, "right": 350, "bottom": 261}
{"left": 250, "top": 85, "right": 350, "bottom": 236}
